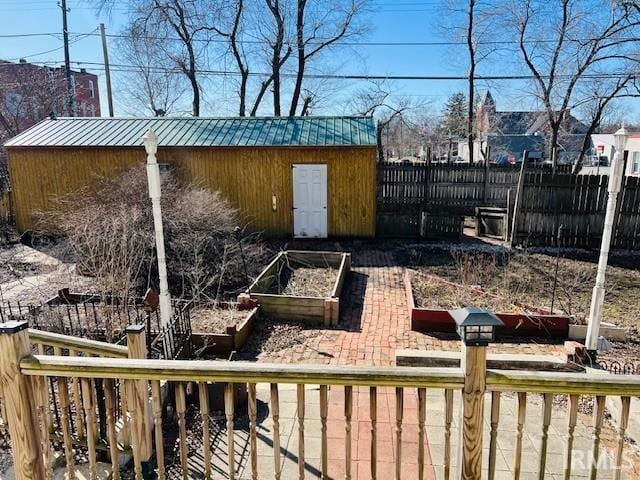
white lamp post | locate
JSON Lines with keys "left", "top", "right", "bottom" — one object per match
{"left": 585, "top": 125, "right": 628, "bottom": 355}
{"left": 143, "top": 129, "right": 172, "bottom": 330}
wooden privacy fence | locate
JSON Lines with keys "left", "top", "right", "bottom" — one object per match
{"left": 377, "top": 162, "right": 522, "bottom": 214}
{"left": 1, "top": 321, "right": 638, "bottom": 479}
{"left": 511, "top": 171, "right": 640, "bottom": 249}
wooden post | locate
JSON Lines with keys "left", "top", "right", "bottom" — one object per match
{"left": 457, "top": 343, "right": 487, "bottom": 480}
{"left": 0, "top": 321, "right": 46, "bottom": 479}
{"left": 126, "top": 325, "right": 152, "bottom": 462}
{"left": 483, "top": 146, "right": 491, "bottom": 204}
{"left": 510, "top": 150, "right": 529, "bottom": 246}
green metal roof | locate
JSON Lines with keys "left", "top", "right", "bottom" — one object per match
{"left": 5, "top": 116, "right": 376, "bottom": 148}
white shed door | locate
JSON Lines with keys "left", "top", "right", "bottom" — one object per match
{"left": 292, "top": 164, "right": 327, "bottom": 238}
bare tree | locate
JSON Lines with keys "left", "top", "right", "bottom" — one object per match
{"left": 288, "top": 0, "right": 366, "bottom": 116}
{"left": 511, "top": 0, "right": 640, "bottom": 168}
{"left": 350, "top": 80, "right": 428, "bottom": 161}
{"left": 441, "top": 0, "right": 501, "bottom": 164}
{"left": 100, "top": 0, "right": 230, "bottom": 116}
{"left": 115, "top": 23, "right": 187, "bottom": 116}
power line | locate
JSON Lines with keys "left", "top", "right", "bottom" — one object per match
{"left": 1, "top": 30, "right": 638, "bottom": 48}
{"left": 2, "top": 58, "right": 635, "bottom": 83}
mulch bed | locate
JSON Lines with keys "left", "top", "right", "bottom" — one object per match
{"left": 411, "top": 274, "right": 526, "bottom": 313}
{"left": 236, "top": 316, "right": 323, "bottom": 358}
{"left": 268, "top": 264, "right": 338, "bottom": 297}
{"left": 190, "top": 306, "right": 249, "bottom": 334}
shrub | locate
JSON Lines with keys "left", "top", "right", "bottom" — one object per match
{"left": 36, "top": 166, "right": 264, "bottom": 302}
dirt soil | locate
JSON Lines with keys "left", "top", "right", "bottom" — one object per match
{"left": 269, "top": 265, "right": 338, "bottom": 297}
{"left": 411, "top": 274, "right": 525, "bottom": 313}
{"left": 190, "top": 307, "right": 249, "bottom": 334}
{"left": 402, "top": 246, "right": 640, "bottom": 327}
{"left": 236, "top": 316, "right": 323, "bottom": 359}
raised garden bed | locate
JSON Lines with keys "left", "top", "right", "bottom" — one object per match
{"left": 189, "top": 301, "right": 259, "bottom": 356}
{"left": 240, "top": 250, "right": 351, "bottom": 325}
{"left": 405, "top": 270, "right": 572, "bottom": 338}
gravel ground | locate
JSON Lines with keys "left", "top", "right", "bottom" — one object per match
{"left": 190, "top": 307, "right": 248, "bottom": 334}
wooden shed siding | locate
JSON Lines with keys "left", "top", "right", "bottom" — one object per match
{"left": 7, "top": 146, "right": 376, "bottom": 237}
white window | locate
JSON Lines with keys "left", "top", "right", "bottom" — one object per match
{"left": 88, "top": 80, "right": 95, "bottom": 99}
{"left": 632, "top": 152, "right": 640, "bottom": 175}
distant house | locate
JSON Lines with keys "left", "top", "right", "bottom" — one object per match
{"left": 459, "top": 90, "right": 588, "bottom": 164}
{"left": 577, "top": 133, "right": 640, "bottom": 176}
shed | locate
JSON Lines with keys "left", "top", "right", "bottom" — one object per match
{"left": 5, "top": 116, "right": 377, "bottom": 237}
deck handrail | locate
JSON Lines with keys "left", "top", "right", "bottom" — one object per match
{"left": 19, "top": 354, "right": 465, "bottom": 387}
{"left": 28, "top": 328, "right": 129, "bottom": 358}
{"left": 20, "top": 354, "right": 640, "bottom": 396}
{"left": 486, "top": 368, "right": 640, "bottom": 395}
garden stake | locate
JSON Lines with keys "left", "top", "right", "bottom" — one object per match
{"left": 234, "top": 226, "right": 250, "bottom": 285}
{"left": 551, "top": 224, "right": 563, "bottom": 313}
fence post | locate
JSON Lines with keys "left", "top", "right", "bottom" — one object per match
{"left": 126, "top": 325, "right": 153, "bottom": 464}
{"left": 457, "top": 341, "right": 487, "bottom": 480}
{"left": 0, "top": 321, "right": 46, "bottom": 479}
{"left": 510, "top": 150, "right": 529, "bottom": 246}
{"left": 483, "top": 146, "right": 491, "bottom": 204}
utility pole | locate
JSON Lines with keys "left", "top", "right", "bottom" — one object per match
{"left": 100, "top": 23, "right": 114, "bottom": 117}
{"left": 59, "top": 0, "right": 74, "bottom": 116}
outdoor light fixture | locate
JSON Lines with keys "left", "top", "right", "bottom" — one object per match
{"left": 613, "top": 124, "right": 629, "bottom": 152}
{"left": 451, "top": 306, "right": 503, "bottom": 346}
{"left": 585, "top": 124, "right": 629, "bottom": 355}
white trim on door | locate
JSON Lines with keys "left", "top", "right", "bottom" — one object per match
{"left": 292, "top": 164, "right": 328, "bottom": 238}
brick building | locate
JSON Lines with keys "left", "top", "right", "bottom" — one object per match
{"left": 0, "top": 59, "right": 100, "bottom": 153}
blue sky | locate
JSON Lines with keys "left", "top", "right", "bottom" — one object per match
{"left": 1, "top": 0, "right": 638, "bottom": 121}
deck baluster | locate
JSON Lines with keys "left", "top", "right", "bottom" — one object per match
{"left": 297, "top": 384, "right": 305, "bottom": 479}
{"left": 225, "top": 383, "right": 236, "bottom": 480}
{"left": 175, "top": 383, "right": 188, "bottom": 479}
{"left": 514, "top": 392, "right": 527, "bottom": 480}
{"left": 488, "top": 391, "right": 500, "bottom": 480}
{"left": 395, "top": 387, "right": 403, "bottom": 480}
{"left": 444, "top": 389, "right": 454, "bottom": 480}
{"left": 271, "top": 383, "right": 282, "bottom": 480}
{"left": 151, "top": 380, "right": 166, "bottom": 480}
{"left": 614, "top": 396, "right": 631, "bottom": 480}
{"left": 248, "top": 383, "right": 258, "bottom": 480}
{"left": 80, "top": 377, "right": 98, "bottom": 480}
{"left": 563, "top": 394, "right": 579, "bottom": 480}
{"left": 589, "top": 396, "right": 606, "bottom": 480}
{"left": 198, "top": 382, "right": 212, "bottom": 479}
{"left": 345, "top": 386, "right": 353, "bottom": 480}
{"left": 537, "top": 393, "right": 553, "bottom": 480}
{"left": 103, "top": 378, "right": 120, "bottom": 480}
{"left": 417, "top": 387, "right": 426, "bottom": 480}
{"left": 320, "top": 384, "right": 329, "bottom": 480}
{"left": 370, "top": 386, "right": 377, "bottom": 480}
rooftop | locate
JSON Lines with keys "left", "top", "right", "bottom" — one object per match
{"left": 4, "top": 116, "right": 376, "bottom": 148}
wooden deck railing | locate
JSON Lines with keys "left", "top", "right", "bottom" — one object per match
{"left": 1, "top": 321, "right": 639, "bottom": 479}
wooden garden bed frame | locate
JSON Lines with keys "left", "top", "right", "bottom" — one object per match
{"left": 404, "top": 270, "right": 572, "bottom": 338}
{"left": 240, "top": 250, "right": 351, "bottom": 326}
{"left": 190, "top": 301, "right": 259, "bottom": 356}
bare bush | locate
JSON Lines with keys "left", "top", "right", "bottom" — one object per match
{"left": 36, "top": 166, "right": 264, "bottom": 302}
